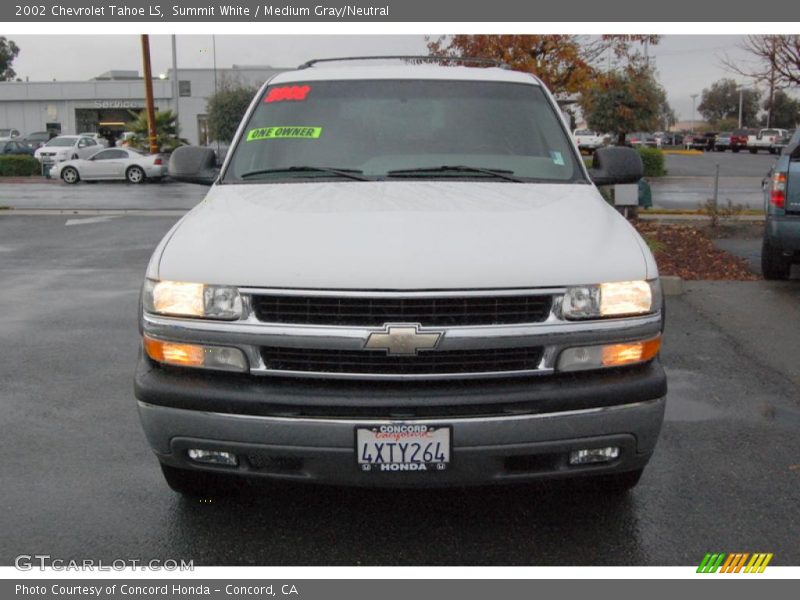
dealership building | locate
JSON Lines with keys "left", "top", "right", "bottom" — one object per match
{"left": 0, "top": 65, "right": 283, "bottom": 146}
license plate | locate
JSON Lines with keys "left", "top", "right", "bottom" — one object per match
{"left": 356, "top": 424, "right": 450, "bottom": 472}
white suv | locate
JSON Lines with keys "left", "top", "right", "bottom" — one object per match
{"left": 136, "top": 57, "right": 666, "bottom": 495}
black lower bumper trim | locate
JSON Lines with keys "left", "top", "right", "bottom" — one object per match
{"left": 134, "top": 351, "right": 667, "bottom": 419}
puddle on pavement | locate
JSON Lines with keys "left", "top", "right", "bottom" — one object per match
{"left": 663, "top": 368, "right": 726, "bottom": 422}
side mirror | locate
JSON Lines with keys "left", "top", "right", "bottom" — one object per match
{"left": 168, "top": 146, "right": 220, "bottom": 186}
{"left": 588, "top": 146, "right": 643, "bottom": 186}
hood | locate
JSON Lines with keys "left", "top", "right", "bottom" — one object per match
{"left": 156, "top": 181, "right": 653, "bottom": 290}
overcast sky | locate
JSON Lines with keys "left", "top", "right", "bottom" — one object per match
{"left": 3, "top": 34, "right": 791, "bottom": 121}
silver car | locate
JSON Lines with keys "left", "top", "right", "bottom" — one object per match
{"left": 50, "top": 147, "right": 167, "bottom": 184}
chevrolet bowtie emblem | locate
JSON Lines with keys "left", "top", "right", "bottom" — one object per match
{"left": 364, "top": 324, "right": 443, "bottom": 356}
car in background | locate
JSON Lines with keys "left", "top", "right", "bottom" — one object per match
{"left": 34, "top": 135, "right": 104, "bottom": 169}
{"left": 78, "top": 132, "right": 110, "bottom": 148}
{"left": 628, "top": 132, "right": 659, "bottom": 148}
{"left": 714, "top": 132, "right": 732, "bottom": 151}
{"left": 0, "top": 128, "right": 21, "bottom": 142}
{"left": 761, "top": 129, "right": 800, "bottom": 279}
{"left": 686, "top": 132, "right": 716, "bottom": 151}
{"left": 730, "top": 129, "right": 753, "bottom": 153}
{"left": 572, "top": 129, "right": 606, "bottom": 153}
{"left": 748, "top": 128, "right": 789, "bottom": 154}
{"left": 23, "top": 131, "right": 53, "bottom": 150}
{"left": 49, "top": 147, "right": 167, "bottom": 184}
{"left": 2, "top": 140, "right": 35, "bottom": 156}
{"left": 116, "top": 132, "right": 136, "bottom": 147}
{"left": 775, "top": 130, "right": 795, "bottom": 155}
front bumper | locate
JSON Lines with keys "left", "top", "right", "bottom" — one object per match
{"left": 135, "top": 355, "right": 667, "bottom": 487}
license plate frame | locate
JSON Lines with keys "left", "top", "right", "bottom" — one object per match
{"left": 355, "top": 424, "right": 451, "bottom": 473}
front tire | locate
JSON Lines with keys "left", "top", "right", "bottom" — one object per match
{"left": 761, "top": 239, "right": 792, "bottom": 280}
{"left": 126, "top": 165, "right": 145, "bottom": 184}
{"left": 61, "top": 167, "right": 79, "bottom": 184}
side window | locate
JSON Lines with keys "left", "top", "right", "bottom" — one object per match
{"left": 93, "top": 149, "right": 126, "bottom": 160}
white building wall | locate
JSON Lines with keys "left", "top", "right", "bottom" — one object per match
{"left": 0, "top": 67, "right": 284, "bottom": 144}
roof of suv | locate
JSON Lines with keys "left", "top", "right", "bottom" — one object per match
{"left": 269, "top": 65, "right": 541, "bottom": 86}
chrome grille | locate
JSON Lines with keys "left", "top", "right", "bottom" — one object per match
{"left": 251, "top": 294, "right": 553, "bottom": 326}
{"left": 260, "top": 346, "right": 545, "bottom": 376}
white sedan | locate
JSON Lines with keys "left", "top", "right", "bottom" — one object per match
{"left": 49, "top": 148, "right": 168, "bottom": 184}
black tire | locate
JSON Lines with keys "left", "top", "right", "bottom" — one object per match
{"left": 769, "top": 148, "right": 777, "bottom": 155}
{"left": 126, "top": 165, "right": 145, "bottom": 184}
{"left": 584, "top": 468, "right": 644, "bottom": 493}
{"left": 61, "top": 166, "right": 79, "bottom": 184}
{"left": 761, "top": 238, "right": 792, "bottom": 280}
{"left": 159, "top": 463, "right": 241, "bottom": 497}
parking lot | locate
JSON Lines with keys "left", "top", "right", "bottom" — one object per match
{"left": 650, "top": 150, "right": 778, "bottom": 210}
{"left": 1, "top": 172, "right": 799, "bottom": 567}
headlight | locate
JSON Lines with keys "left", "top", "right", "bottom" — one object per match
{"left": 142, "top": 279, "right": 242, "bottom": 320}
{"left": 562, "top": 280, "right": 659, "bottom": 320}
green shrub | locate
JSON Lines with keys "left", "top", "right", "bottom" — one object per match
{"left": 637, "top": 147, "right": 667, "bottom": 177}
{"left": 0, "top": 155, "right": 41, "bottom": 177}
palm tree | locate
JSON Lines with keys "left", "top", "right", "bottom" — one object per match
{"left": 125, "top": 109, "right": 188, "bottom": 152}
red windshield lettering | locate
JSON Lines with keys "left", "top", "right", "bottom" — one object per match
{"left": 264, "top": 85, "right": 311, "bottom": 103}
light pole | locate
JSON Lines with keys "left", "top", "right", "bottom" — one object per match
{"left": 690, "top": 94, "right": 699, "bottom": 134}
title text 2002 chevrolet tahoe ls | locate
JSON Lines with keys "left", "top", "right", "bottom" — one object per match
{"left": 135, "top": 57, "right": 667, "bottom": 495}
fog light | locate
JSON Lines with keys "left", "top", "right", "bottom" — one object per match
{"left": 569, "top": 446, "right": 620, "bottom": 466}
{"left": 187, "top": 449, "right": 238, "bottom": 467}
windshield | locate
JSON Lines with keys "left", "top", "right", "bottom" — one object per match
{"left": 224, "top": 79, "right": 582, "bottom": 183}
{"left": 46, "top": 137, "right": 78, "bottom": 147}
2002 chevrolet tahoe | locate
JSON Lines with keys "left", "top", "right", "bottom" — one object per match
{"left": 134, "top": 57, "right": 667, "bottom": 495}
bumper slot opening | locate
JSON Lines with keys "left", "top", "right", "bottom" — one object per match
{"left": 504, "top": 453, "right": 563, "bottom": 474}
{"left": 246, "top": 453, "right": 305, "bottom": 473}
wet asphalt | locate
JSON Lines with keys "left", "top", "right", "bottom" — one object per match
{"left": 1, "top": 205, "right": 799, "bottom": 566}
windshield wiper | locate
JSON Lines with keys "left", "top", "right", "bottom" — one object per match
{"left": 240, "top": 166, "right": 369, "bottom": 181}
{"left": 386, "top": 165, "right": 524, "bottom": 182}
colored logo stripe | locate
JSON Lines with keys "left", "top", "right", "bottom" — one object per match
{"left": 697, "top": 553, "right": 773, "bottom": 573}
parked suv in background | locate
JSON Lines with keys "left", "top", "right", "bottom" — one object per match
{"left": 136, "top": 57, "right": 667, "bottom": 496}
{"left": 762, "top": 129, "right": 800, "bottom": 279}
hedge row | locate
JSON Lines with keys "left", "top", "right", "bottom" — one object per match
{"left": 637, "top": 147, "right": 667, "bottom": 177}
{"left": 0, "top": 155, "right": 41, "bottom": 177}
